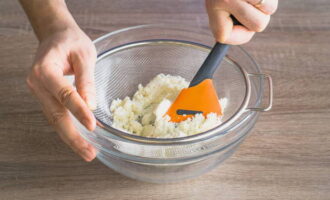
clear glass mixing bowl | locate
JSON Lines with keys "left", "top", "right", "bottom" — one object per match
{"left": 71, "top": 24, "right": 273, "bottom": 183}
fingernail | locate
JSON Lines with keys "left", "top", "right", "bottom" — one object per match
{"left": 83, "top": 118, "right": 94, "bottom": 131}
{"left": 87, "top": 98, "right": 97, "bottom": 110}
{"left": 82, "top": 149, "right": 94, "bottom": 162}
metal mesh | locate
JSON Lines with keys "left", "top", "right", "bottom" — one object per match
{"left": 93, "top": 40, "right": 247, "bottom": 137}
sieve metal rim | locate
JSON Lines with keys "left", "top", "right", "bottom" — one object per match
{"left": 93, "top": 39, "right": 252, "bottom": 145}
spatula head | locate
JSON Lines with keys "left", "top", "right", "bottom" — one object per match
{"left": 166, "top": 79, "right": 223, "bottom": 122}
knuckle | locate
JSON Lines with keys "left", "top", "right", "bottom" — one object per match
{"left": 76, "top": 80, "right": 95, "bottom": 98}
{"left": 82, "top": 80, "right": 95, "bottom": 90}
{"left": 69, "top": 138, "right": 82, "bottom": 149}
{"left": 267, "top": 4, "right": 278, "bottom": 15}
{"left": 253, "top": 19, "right": 269, "bottom": 32}
{"left": 78, "top": 47, "right": 97, "bottom": 61}
{"left": 76, "top": 49, "right": 86, "bottom": 58}
{"left": 77, "top": 48, "right": 89, "bottom": 58}
{"left": 79, "top": 82, "right": 96, "bottom": 98}
{"left": 25, "top": 76, "right": 34, "bottom": 90}
{"left": 39, "top": 65, "right": 53, "bottom": 78}
{"left": 263, "top": 10, "right": 273, "bottom": 16}
{"left": 47, "top": 111, "right": 66, "bottom": 125}
{"left": 87, "top": 46, "right": 97, "bottom": 57}
{"left": 32, "top": 64, "right": 53, "bottom": 81}
{"left": 31, "top": 65, "right": 42, "bottom": 78}
{"left": 58, "top": 86, "right": 74, "bottom": 106}
{"left": 254, "top": 24, "right": 265, "bottom": 32}
{"left": 71, "top": 109, "right": 80, "bottom": 119}
{"left": 212, "top": 28, "right": 226, "bottom": 43}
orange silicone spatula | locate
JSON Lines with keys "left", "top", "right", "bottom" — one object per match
{"left": 166, "top": 42, "right": 228, "bottom": 122}
{"left": 166, "top": 18, "right": 242, "bottom": 123}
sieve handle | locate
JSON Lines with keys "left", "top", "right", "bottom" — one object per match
{"left": 189, "top": 16, "right": 242, "bottom": 87}
{"left": 247, "top": 73, "right": 273, "bottom": 112}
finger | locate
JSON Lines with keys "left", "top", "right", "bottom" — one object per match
{"left": 29, "top": 78, "right": 96, "bottom": 161}
{"left": 224, "top": 25, "right": 255, "bottom": 45}
{"left": 51, "top": 110, "right": 97, "bottom": 162}
{"left": 46, "top": 108, "right": 97, "bottom": 162}
{"left": 205, "top": 2, "right": 255, "bottom": 45}
{"left": 39, "top": 65, "right": 96, "bottom": 131}
{"left": 206, "top": 7, "right": 233, "bottom": 43}
{"left": 70, "top": 49, "right": 97, "bottom": 110}
{"left": 245, "top": 0, "right": 278, "bottom": 15}
{"left": 230, "top": 1, "right": 270, "bottom": 32}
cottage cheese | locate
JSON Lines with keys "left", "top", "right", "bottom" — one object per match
{"left": 110, "top": 74, "right": 227, "bottom": 138}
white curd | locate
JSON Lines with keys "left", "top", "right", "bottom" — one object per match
{"left": 110, "top": 74, "right": 227, "bottom": 138}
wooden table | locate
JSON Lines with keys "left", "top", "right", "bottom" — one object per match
{"left": 1, "top": 0, "right": 329, "bottom": 199}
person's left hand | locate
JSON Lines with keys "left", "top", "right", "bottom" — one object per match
{"left": 26, "top": 26, "right": 97, "bottom": 162}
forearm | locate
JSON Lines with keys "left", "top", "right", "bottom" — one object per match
{"left": 19, "top": 0, "right": 79, "bottom": 41}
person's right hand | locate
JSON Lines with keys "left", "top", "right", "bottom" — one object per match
{"left": 206, "top": 0, "right": 278, "bottom": 44}
{"left": 26, "top": 25, "right": 97, "bottom": 162}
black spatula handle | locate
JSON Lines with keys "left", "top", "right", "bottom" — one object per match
{"left": 189, "top": 16, "right": 242, "bottom": 87}
{"left": 189, "top": 42, "right": 229, "bottom": 87}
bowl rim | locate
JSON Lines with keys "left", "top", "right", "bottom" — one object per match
{"left": 91, "top": 24, "right": 263, "bottom": 145}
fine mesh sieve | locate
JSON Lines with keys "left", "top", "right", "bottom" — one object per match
{"left": 92, "top": 39, "right": 255, "bottom": 144}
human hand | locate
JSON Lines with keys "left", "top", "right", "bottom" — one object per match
{"left": 206, "top": 0, "right": 278, "bottom": 44}
{"left": 26, "top": 26, "right": 97, "bottom": 162}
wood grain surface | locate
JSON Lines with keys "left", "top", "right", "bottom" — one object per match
{"left": 0, "top": 0, "right": 329, "bottom": 199}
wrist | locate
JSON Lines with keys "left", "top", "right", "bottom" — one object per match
{"left": 38, "top": 4, "right": 80, "bottom": 42}
{"left": 39, "top": 17, "right": 80, "bottom": 42}
{"left": 20, "top": 0, "right": 80, "bottom": 42}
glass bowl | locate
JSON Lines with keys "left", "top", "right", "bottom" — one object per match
{"left": 71, "top": 24, "right": 273, "bottom": 183}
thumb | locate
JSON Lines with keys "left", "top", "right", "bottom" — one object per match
{"left": 71, "top": 49, "right": 97, "bottom": 110}
{"left": 207, "top": 9, "right": 233, "bottom": 43}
